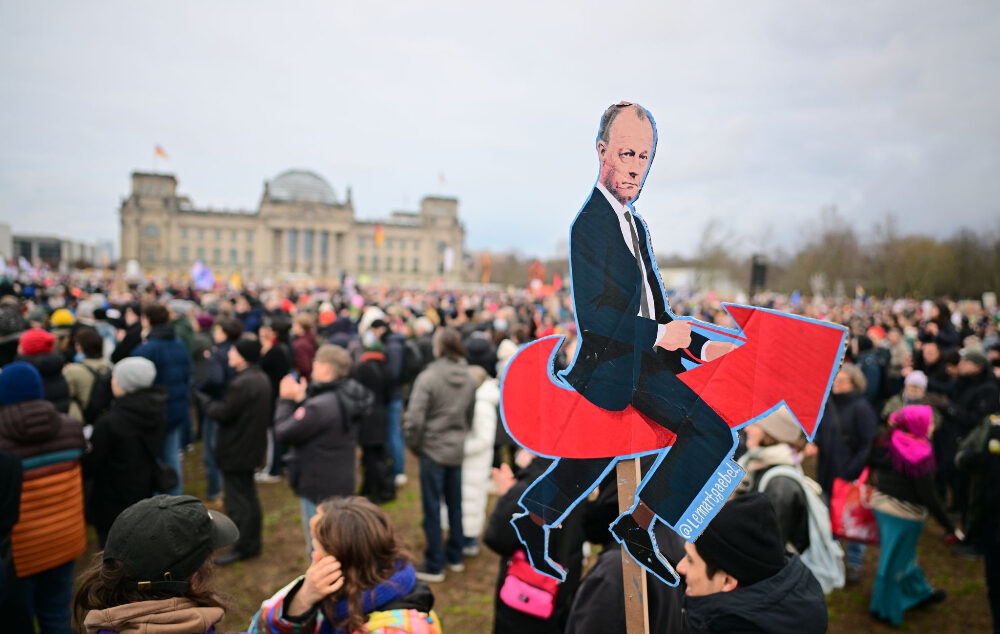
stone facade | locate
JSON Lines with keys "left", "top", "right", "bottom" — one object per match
{"left": 119, "top": 170, "right": 465, "bottom": 284}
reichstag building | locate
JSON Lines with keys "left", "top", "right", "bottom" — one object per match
{"left": 119, "top": 169, "right": 465, "bottom": 284}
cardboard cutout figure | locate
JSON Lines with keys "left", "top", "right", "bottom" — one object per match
{"left": 501, "top": 102, "right": 846, "bottom": 586}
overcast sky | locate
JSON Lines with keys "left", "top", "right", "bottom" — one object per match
{"left": 1, "top": 1, "right": 998, "bottom": 259}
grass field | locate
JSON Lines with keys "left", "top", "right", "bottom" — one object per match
{"left": 75, "top": 444, "right": 992, "bottom": 632}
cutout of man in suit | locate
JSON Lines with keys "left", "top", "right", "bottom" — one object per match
{"left": 511, "top": 102, "right": 738, "bottom": 585}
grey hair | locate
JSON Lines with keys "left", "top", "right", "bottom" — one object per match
{"left": 597, "top": 101, "right": 651, "bottom": 144}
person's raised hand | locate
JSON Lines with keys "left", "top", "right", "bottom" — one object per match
{"left": 280, "top": 375, "right": 307, "bottom": 401}
{"left": 656, "top": 320, "right": 692, "bottom": 351}
{"left": 703, "top": 340, "right": 736, "bottom": 362}
{"left": 287, "top": 555, "right": 343, "bottom": 618}
{"left": 492, "top": 463, "right": 516, "bottom": 497}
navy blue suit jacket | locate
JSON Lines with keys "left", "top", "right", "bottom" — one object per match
{"left": 561, "top": 188, "right": 707, "bottom": 412}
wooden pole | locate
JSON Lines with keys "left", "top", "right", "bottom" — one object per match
{"left": 616, "top": 458, "right": 650, "bottom": 634}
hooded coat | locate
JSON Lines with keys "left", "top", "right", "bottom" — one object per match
{"left": 203, "top": 365, "right": 273, "bottom": 472}
{"left": 402, "top": 357, "right": 476, "bottom": 467}
{"left": 813, "top": 390, "right": 880, "bottom": 498}
{"left": 274, "top": 378, "right": 374, "bottom": 503}
{"left": 132, "top": 324, "right": 192, "bottom": 431}
{"left": 81, "top": 387, "right": 168, "bottom": 534}
{"left": 17, "top": 353, "right": 70, "bottom": 414}
{"left": 682, "top": 553, "right": 828, "bottom": 633}
{"left": 82, "top": 597, "right": 226, "bottom": 634}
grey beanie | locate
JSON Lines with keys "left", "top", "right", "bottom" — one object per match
{"left": 114, "top": 357, "right": 157, "bottom": 394}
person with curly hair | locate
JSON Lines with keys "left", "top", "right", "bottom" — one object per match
{"left": 251, "top": 496, "right": 441, "bottom": 634}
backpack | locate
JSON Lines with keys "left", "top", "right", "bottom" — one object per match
{"left": 757, "top": 465, "right": 846, "bottom": 594}
{"left": 401, "top": 339, "right": 424, "bottom": 385}
{"left": 499, "top": 549, "right": 560, "bottom": 619}
{"left": 82, "top": 365, "right": 113, "bottom": 424}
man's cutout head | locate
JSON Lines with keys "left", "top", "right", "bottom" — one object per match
{"left": 597, "top": 102, "right": 656, "bottom": 206}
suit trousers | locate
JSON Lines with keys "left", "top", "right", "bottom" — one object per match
{"left": 522, "top": 353, "right": 734, "bottom": 527}
{"left": 222, "top": 469, "right": 262, "bottom": 557}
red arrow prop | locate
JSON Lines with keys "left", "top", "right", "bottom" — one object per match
{"left": 500, "top": 304, "right": 846, "bottom": 459}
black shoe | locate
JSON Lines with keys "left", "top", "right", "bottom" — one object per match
{"left": 915, "top": 589, "right": 947, "bottom": 609}
{"left": 511, "top": 513, "right": 566, "bottom": 581}
{"left": 213, "top": 550, "right": 252, "bottom": 566}
{"left": 610, "top": 514, "right": 679, "bottom": 586}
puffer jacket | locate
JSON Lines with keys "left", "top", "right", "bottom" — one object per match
{"left": 403, "top": 357, "right": 476, "bottom": 466}
{"left": 458, "top": 378, "right": 499, "bottom": 539}
{"left": 0, "top": 398, "right": 86, "bottom": 577}
{"left": 274, "top": 378, "right": 373, "bottom": 503}
{"left": 682, "top": 553, "right": 828, "bottom": 633}
{"left": 132, "top": 324, "right": 192, "bottom": 430}
{"left": 17, "top": 353, "right": 70, "bottom": 414}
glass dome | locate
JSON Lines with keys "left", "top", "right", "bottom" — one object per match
{"left": 269, "top": 169, "right": 337, "bottom": 205}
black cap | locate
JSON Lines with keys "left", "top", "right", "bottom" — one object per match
{"left": 103, "top": 495, "right": 238, "bottom": 593}
{"left": 693, "top": 493, "right": 786, "bottom": 586}
{"left": 369, "top": 318, "right": 388, "bottom": 330}
{"left": 234, "top": 338, "right": 262, "bottom": 364}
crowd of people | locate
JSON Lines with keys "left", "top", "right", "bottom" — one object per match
{"left": 0, "top": 272, "right": 999, "bottom": 633}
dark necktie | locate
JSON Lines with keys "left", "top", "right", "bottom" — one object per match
{"left": 624, "top": 211, "right": 651, "bottom": 319}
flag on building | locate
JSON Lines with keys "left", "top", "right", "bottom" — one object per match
{"left": 155, "top": 145, "right": 169, "bottom": 159}
{"left": 374, "top": 223, "right": 384, "bottom": 248}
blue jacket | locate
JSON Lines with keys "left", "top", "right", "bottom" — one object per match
{"left": 133, "top": 324, "right": 191, "bottom": 431}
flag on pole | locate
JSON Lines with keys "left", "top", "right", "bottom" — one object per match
{"left": 155, "top": 145, "right": 169, "bottom": 159}
{"left": 374, "top": 223, "right": 384, "bottom": 248}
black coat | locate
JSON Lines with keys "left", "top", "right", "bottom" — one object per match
{"left": 261, "top": 342, "right": 293, "bottom": 404}
{"left": 203, "top": 365, "right": 273, "bottom": 472}
{"left": 274, "top": 379, "right": 373, "bottom": 503}
{"left": 813, "top": 390, "right": 880, "bottom": 498}
{"left": 81, "top": 387, "right": 167, "bottom": 532}
{"left": 948, "top": 372, "right": 1000, "bottom": 436}
{"left": 682, "top": 553, "right": 827, "bottom": 633}
{"left": 352, "top": 352, "right": 392, "bottom": 447}
{"left": 484, "top": 458, "right": 584, "bottom": 634}
{"left": 17, "top": 353, "right": 70, "bottom": 414}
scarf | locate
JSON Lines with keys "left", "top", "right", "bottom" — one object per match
{"left": 736, "top": 443, "right": 798, "bottom": 493}
{"left": 319, "top": 562, "right": 415, "bottom": 634}
{"left": 887, "top": 405, "right": 935, "bottom": 477}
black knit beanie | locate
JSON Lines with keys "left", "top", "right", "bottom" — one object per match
{"left": 693, "top": 492, "right": 786, "bottom": 586}
{"left": 234, "top": 338, "right": 262, "bottom": 364}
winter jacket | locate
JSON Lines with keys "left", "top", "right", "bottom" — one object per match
{"left": 292, "top": 331, "right": 317, "bottom": 380}
{"left": 249, "top": 564, "right": 440, "bottom": 634}
{"left": 191, "top": 332, "right": 213, "bottom": 387}
{"left": 384, "top": 332, "right": 407, "bottom": 400}
{"left": 172, "top": 316, "right": 196, "bottom": 357}
{"left": 274, "top": 378, "right": 373, "bottom": 503}
{"left": 132, "top": 324, "right": 192, "bottom": 431}
{"left": 682, "top": 553, "right": 828, "bottom": 633}
{"left": 0, "top": 399, "right": 86, "bottom": 578}
{"left": 261, "top": 341, "right": 294, "bottom": 405}
{"left": 17, "top": 353, "right": 70, "bottom": 414}
{"left": 82, "top": 597, "right": 228, "bottom": 634}
{"left": 81, "top": 387, "right": 167, "bottom": 534}
{"left": 403, "top": 358, "right": 476, "bottom": 467}
{"left": 813, "top": 390, "right": 880, "bottom": 498}
{"left": 352, "top": 352, "right": 392, "bottom": 447}
{"left": 202, "top": 365, "right": 272, "bottom": 472}
{"left": 459, "top": 378, "right": 499, "bottom": 539}
{"left": 484, "top": 457, "right": 584, "bottom": 634}
{"left": 565, "top": 542, "right": 685, "bottom": 634}
{"left": 869, "top": 440, "right": 954, "bottom": 532}
{"left": 947, "top": 372, "right": 1000, "bottom": 436}
{"left": 111, "top": 323, "right": 143, "bottom": 363}
{"left": 64, "top": 357, "right": 112, "bottom": 423}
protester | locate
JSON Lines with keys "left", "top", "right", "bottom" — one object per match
{"left": 369, "top": 317, "right": 408, "bottom": 489}
{"left": 0, "top": 302, "right": 26, "bottom": 367}
{"left": 250, "top": 496, "right": 441, "bottom": 634}
{"left": 403, "top": 327, "right": 477, "bottom": 582}
{"left": 676, "top": 493, "right": 828, "bottom": 633}
{"left": 257, "top": 314, "right": 293, "bottom": 482}
{"left": 868, "top": 405, "right": 957, "bottom": 625}
{"left": 292, "top": 313, "right": 318, "bottom": 380}
{"left": 199, "top": 316, "right": 243, "bottom": 501}
{"left": 82, "top": 357, "right": 166, "bottom": 548}
{"left": 72, "top": 495, "right": 238, "bottom": 634}
{"left": 0, "top": 361, "right": 86, "bottom": 634}
{"left": 63, "top": 326, "right": 112, "bottom": 424}
{"left": 485, "top": 450, "right": 585, "bottom": 633}
{"left": 352, "top": 334, "right": 395, "bottom": 504}
{"left": 274, "top": 344, "right": 373, "bottom": 552}
{"left": 813, "top": 363, "right": 880, "bottom": 583}
{"left": 455, "top": 364, "right": 499, "bottom": 556}
{"left": 17, "top": 327, "right": 71, "bottom": 413}
{"left": 132, "top": 303, "right": 192, "bottom": 495}
{"left": 198, "top": 338, "right": 272, "bottom": 565}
